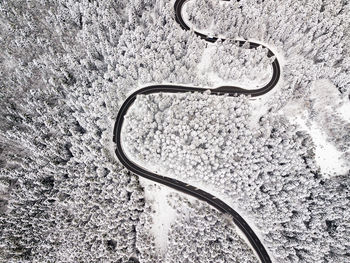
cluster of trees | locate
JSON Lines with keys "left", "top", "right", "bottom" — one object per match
{"left": 319, "top": 111, "right": 350, "bottom": 162}
{"left": 124, "top": 91, "right": 350, "bottom": 262}
{"left": 134, "top": 192, "right": 259, "bottom": 263}
{"left": 124, "top": 92, "right": 252, "bottom": 184}
{"left": 1, "top": 0, "right": 349, "bottom": 262}
{"left": 185, "top": 0, "right": 350, "bottom": 101}
{"left": 0, "top": 0, "right": 158, "bottom": 261}
{"left": 307, "top": 81, "right": 350, "bottom": 163}
{"left": 1, "top": 0, "right": 267, "bottom": 261}
{"left": 184, "top": 0, "right": 217, "bottom": 31}
{"left": 164, "top": 195, "right": 258, "bottom": 263}
{"left": 207, "top": 41, "right": 273, "bottom": 87}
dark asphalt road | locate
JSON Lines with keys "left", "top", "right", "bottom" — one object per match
{"left": 113, "top": 0, "right": 280, "bottom": 262}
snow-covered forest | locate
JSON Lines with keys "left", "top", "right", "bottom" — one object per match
{"left": 1, "top": 0, "right": 349, "bottom": 262}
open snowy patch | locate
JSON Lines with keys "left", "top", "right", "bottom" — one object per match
{"left": 180, "top": 0, "right": 285, "bottom": 92}
{"left": 338, "top": 102, "right": 350, "bottom": 122}
{"left": 288, "top": 112, "right": 348, "bottom": 176}
{"left": 2, "top": 0, "right": 350, "bottom": 262}
{"left": 280, "top": 79, "right": 350, "bottom": 176}
{"left": 138, "top": 176, "right": 260, "bottom": 262}
{"left": 309, "top": 122, "right": 348, "bottom": 176}
{"left": 163, "top": 195, "right": 259, "bottom": 263}
{"left": 138, "top": 178, "right": 178, "bottom": 252}
{"left": 121, "top": 90, "right": 338, "bottom": 261}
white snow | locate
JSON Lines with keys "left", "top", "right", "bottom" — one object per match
{"left": 309, "top": 122, "right": 348, "bottom": 176}
{"left": 280, "top": 79, "right": 350, "bottom": 176}
{"left": 337, "top": 100, "right": 350, "bottom": 122}
{"left": 196, "top": 44, "right": 215, "bottom": 85}
{"left": 121, "top": 121, "right": 267, "bottom": 257}
{"left": 121, "top": 122, "right": 199, "bottom": 252}
{"left": 309, "top": 79, "right": 342, "bottom": 110}
{"left": 181, "top": 0, "right": 220, "bottom": 36}
{"left": 183, "top": 0, "right": 287, "bottom": 128}
{"left": 181, "top": 0, "right": 282, "bottom": 91}
{"left": 199, "top": 45, "right": 274, "bottom": 89}
{"left": 140, "top": 164, "right": 266, "bottom": 258}
{"left": 247, "top": 75, "right": 285, "bottom": 129}
{"left": 293, "top": 113, "right": 348, "bottom": 176}
{"left": 122, "top": 112, "right": 266, "bottom": 254}
{"left": 138, "top": 178, "right": 178, "bottom": 252}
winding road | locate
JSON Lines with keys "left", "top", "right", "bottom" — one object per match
{"left": 113, "top": 0, "right": 280, "bottom": 262}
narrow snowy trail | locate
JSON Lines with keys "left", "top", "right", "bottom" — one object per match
{"left": 113, "top": 1, "right": 281, "bottom": 262}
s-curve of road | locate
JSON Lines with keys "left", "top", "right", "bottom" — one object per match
{"left": 113, "top": 0, "right": 280, "bottom": 262}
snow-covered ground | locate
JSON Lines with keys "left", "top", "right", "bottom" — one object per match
{"left": 182, "top": 0, "right": 284, "bottom": 92}
{"left": 287, "top": 114, "right": 348, "bottom": 176}
{"left": 281, "top": 79, "right": 350, "bottom": 176}
{"left": 2, "top": 0, "right": 350, "bottom": 262}
{"left": 138, "top": 178, "right": 179, "bottom": 252}
{"left": 197, "top": 43, "right": 274, "bottom": 89}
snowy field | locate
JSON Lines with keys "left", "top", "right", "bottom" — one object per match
{"left": 1, "top": 0, "right": 349, "bottom": 262}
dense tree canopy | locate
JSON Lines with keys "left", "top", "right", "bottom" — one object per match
{"left": 0, "top": 0, "right": 349, "bottom": 262}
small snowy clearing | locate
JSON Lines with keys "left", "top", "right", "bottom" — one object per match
{"left": 281, "top": 79, "right": 350, "bottom": 176}
{"left": 337, "top": 100, "right": 350, "bottom": 122}
{"left": 138, "top": 178, "right": 178, "bottom": 252}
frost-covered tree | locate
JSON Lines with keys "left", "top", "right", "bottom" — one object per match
{"left": 164, "top": 196, "right": 258, "bottom": 263}
{"left": 184, "top": 0, "right": 350, "bottom": 99}
{"left": 1, "top": 0, "right": 349, "bottom": 262}
{"left": 123, "top": 91, "right": 349, "bottom": 262}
